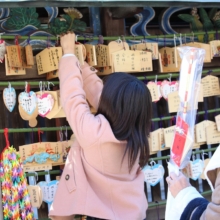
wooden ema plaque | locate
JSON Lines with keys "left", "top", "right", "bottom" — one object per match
{"left": 36, "top": 47, "right": 62, "bottom": 75}
{"left": 19, "top": 142, "right": 63, "bottom": 170}
{"left": 25, "top": 44, "right": 34, "bottom": 66}
{"left": 6, "top": 45, "right": 23, "bottom": 68}
{"left": 5, "top": 54, "right": 26, "bottom": 76}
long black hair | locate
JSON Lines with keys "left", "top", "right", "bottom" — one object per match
{"left": 96, "top": 72, "right": 152, "bottom": 171}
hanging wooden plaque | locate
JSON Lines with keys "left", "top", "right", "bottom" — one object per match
{"left": 36, "top": 47, "right": 62, "bottom": 75}
{"left": 25, "top": 44, "right": 35, "bottom": 66}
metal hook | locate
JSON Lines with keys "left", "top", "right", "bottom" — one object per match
{"left": 179, "top": 33, "right": 182, "bottom": 46}
{"left": 0, "top": 32, "right": 5, "bottom": 40}
{"left": 34, "top": 171, "right": 38, "bottom": 182}
{"left": 27, "top": 35, "right": 31, "bottom": 45}
{"left": 98, "top": 35, "right": 104, "bottom": 44}
{"left": 155, "top": 75, "right": 158, "bottom": 83}
{"left": 42, "top": 82, "right": 46, "bottom": 93}
{"left": 47, "top": 81, "right": 54, "bottom": 91}
{"left": 47, "top": 36, "right": 50, "bottom": 48}
{"left": 90, "top": 35, "right": 94, "bottom": 42}
{"left": 8, "top": 82, "right": 11, "bottom": 92}
{"left": 116, "top": 36, "right": 122, "bottom": 44}
{"left": 191, "top": 31, "right": 194, "bottom": 43}
{"left": 39, "top": 81, "right": 43, "bottom": 96}
{"left": 201, "top": 150, "right": 208, "bottom": 161}
{"left": 64, "top": 125, "right": 68, "bottom": 141}
{"left": 142, "top": 35, "right": 148, "bottom": 50}
{"left": 163, "top": 35, "right": 166, "bottom": 47}
{"left": 121, "top": 35, "right": 126, "bottom": 50}
{"left": 192, "top": 151, "right": 196, "bottom": 161}
{"left": 173, "top": 34, "right": 178, "bottom": 68}
{"left": 75, "top": 35, "right": 78, "bottom": 42}
{"left": 59, "top": 127, "right": 63, "bottom": 142}
{"left": 150, "top": 160, "right": 156, "bottom": 167}
{"left": 168, "top": 74, "right": 172, "bottom": 82}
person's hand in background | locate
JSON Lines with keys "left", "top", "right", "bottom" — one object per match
{"left": 166, "top": 172, "right": 191, "bottom": 197}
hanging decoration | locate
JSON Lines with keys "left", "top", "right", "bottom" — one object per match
{"left": 37, "top": 180, "right": 59, "bottom": 206}
{"left": 142, "top": 161, "right": 165, "bottom": 186}
{"left": 0, "top": 128, "right": 34, "bottom": 220}
{"left": 18, "top": 82, "right": 38, "bottom": 127}
{"left": 36, "top": 82, "right": 55, "bottom": 118}
{"left": 3, "top": 83, "right": 16, "bottom": 113}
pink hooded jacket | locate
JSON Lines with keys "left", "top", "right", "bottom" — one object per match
{"left": 49, "top": 56, "right": 148, "bottom": 220}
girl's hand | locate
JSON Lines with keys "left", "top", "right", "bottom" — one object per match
{"left": 166, "top": 172, "right": 191, "bottom": 198}
{"left": 60, "top": 32, "right": 75, "bottom": 55}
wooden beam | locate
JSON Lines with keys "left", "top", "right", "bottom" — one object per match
{"left": 101, "top": 8, "right": 125, "bottom": 37}
{"left": 0, "top": 1, "right": 219, "bottom": 7}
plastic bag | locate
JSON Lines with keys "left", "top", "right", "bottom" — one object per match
{"left": 170, "top": 46, "right": 205, "bottom": 169}
{"left": 165, "top": 46, "right": 205, "bottom": 220}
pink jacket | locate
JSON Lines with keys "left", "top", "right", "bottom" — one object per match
{"left": 49, "top": 56, "right": 147, "bottom": 220}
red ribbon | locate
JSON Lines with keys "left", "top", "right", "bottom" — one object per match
{"left": 26, "top": 83, "right": 30, "bottom": 93}
{"left": 0, "top": 128, "right": 10, "bottom": 161}
{"left": 4, "top": 128, "right": 10, "bottom": 148}
{"left": 38, "top": 128, "right": 44, "bottom": 143}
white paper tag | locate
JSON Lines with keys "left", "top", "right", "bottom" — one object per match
{"left": 190, "top": 159, "right": 204, "bottom": 181}
{"left": 37, "top": 93, "right": 54, "bottom": 117}
{"left": 19, "top": 91, "right": 37, "bottom": 115}
{"left": 3, "top": 87, "right": 16, "bottom": 112}
{"left": 182, "top": 159, "right": 204, "bottom": 181}
{"left": 142, "top": 163, "right": 165, "bottom": 186}
{"left": 160, "top": 80, "right": 178, "bottom": 100}
{"left": 38, "top": 180, "right": 59, "bottom": 204}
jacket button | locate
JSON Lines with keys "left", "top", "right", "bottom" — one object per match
{"left": 90, "top": 67, "right": 95, "bottom": 71}
{"left": 65, "top": 174, "right": 70, "bottom": 180}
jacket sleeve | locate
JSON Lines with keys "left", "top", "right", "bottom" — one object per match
{"left": 59, "top": 56, "right": 106, "bottom": 148}
{"left": 200, "top": 168, "right": 220, "bottom": 220}
{"left": 180, "top": 197, "right": 209, "bottom": 220}
{"left": 180, "top": 168, "right": 220, "bottom": 220}
{"left": 172, "top": 186, "right": 203, "bottom": 220}
{"left": 81, "top": 62, "right": 103, "bottom": 110}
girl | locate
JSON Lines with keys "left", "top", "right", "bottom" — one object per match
{"left": 49, "top": 32, "right": 152, "bottom": 220}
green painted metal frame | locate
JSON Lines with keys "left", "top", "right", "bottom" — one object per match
{"left": 0, "top": 107, "right": 220, "bottom": 133}
{"left": 0, "top": 31, "right": 218, "bottom": 40}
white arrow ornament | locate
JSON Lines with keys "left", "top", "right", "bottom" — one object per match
{"left": 37, "top": 93, "right": 55, "bottom": 117}
{"left": 142, "top": 163, "right": 165, "bottom": 186}
{"left": 3, "top": 86, "right": 16, "bottom": 112}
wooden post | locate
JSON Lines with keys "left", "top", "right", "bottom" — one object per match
{"left": 101, "top": 8, "right": 125, "bottom": 37}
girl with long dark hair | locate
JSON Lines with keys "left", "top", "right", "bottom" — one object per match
{"left": 49, "top": 32, "right": 152, "bottom": 220}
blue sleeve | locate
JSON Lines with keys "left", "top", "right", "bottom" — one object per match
{"left": 180, "top": 198, "right": 209, "bottom": 220}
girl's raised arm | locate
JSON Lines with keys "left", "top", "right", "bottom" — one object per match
{"left": 81, "top": 62, "right": 103, "bottom": 111}
{"left": 59, "top": 54, "right": 107, "bottom": 148}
